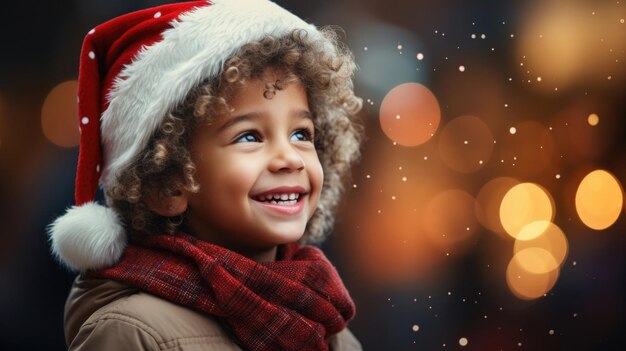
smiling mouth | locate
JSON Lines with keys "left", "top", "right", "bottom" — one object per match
{"left": 252, "top": 192, "right": 305, "bottom": 206}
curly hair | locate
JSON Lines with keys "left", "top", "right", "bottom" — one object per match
{"left": 107, "top": 27, "right": 363, "bottom": 244}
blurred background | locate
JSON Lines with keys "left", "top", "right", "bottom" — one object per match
{"left": 0, "top": 0, "right": 624, "bottom": 350}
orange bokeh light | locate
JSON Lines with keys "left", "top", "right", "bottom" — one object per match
{"left": 515, "top": 221, "right": 568, "bottom": 269}
{"left": 438, "top": 115, "right": 495, "bottom": 173}
{"left": 500, "top": 183, "right": 554, "bottom": 239}
{"left": 575, "top": 169, "right": 624, "bottom": 230}
{"left": 512, "top": 247, "right": 558, "bottom": 274}
{"left": 506, "top": 252, "right": 559, "bottom": 300}
{"left": 379, "top": 82, "right": 441, "bottom": 147}
{"left": 41, "top": 80, "right": 79, "bottom": 148}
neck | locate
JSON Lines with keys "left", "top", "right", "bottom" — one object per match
{"left": 181, "top": 226, "right": 278, "bottom": 262}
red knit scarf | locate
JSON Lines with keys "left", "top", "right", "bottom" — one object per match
{"left": 90, "top": 233, "right": 355, "bottom": 351}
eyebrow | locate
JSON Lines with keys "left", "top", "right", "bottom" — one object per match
{"left": 217, "top": 110, "right": 313, "bottom": 133}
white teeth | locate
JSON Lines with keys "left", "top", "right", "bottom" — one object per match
{"left": 255, "top": 192, "right": 301, "bottom": 202}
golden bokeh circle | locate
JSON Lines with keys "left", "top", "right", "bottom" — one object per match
{"left": 515, "top": 221, "right": 569, "bottom": 269}
{"left": 500, "top": 183, "right": 554, "bottom": 239}
{"left": 506, "top": 253, "right": 559, "bottom": 300}
{"left": 575, "top": 169, "right": 624, "bottom": 230}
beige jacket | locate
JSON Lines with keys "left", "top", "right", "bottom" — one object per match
{"left": 65, "top": 275, "right": 362, "bottom": 351}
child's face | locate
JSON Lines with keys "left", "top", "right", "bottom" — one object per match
{"left": 184, "top": 69, "right": 323, "bottom": 259}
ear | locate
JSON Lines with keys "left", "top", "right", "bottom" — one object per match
{"left": 145, "top": 187, "right": 188, "bottom": 217}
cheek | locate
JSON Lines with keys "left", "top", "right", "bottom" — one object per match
{"left": 307, "top": 153, "right": 324, "bottom": 198}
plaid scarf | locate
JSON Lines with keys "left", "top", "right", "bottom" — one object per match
{"left": 90, "top": 233, "right": 355, "bottom": 351}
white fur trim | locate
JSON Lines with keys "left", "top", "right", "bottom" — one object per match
{"left": 100, "top": 0, "right": 324, "bottom": 189}
{"left": 48, "top": 202, "right": 126, "bottom": 271}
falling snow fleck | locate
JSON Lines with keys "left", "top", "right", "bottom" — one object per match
{"left": 396, "top": 114, "right": 401, "bottom": 120}
{"left": 549, "top": 329, "right": 555, "bottom": 335}
{"left": 459, "top": 337, "right": 468, "bottom": 346}
{"left": 471, "top": 34, "right": 476, "bottom": 39}
{"left": 412, "top": 325, "right": 420, "bottom": 332}
{"left": 509, "top": 127, "right": 517, "bottom": 134}
{"left": 364, "top": 46, "right": 368, "bottom": 51}
{"left": 417, "top": 52, "right": 424, "bottom": 60}
{"left": 353, "top": 184, "right": 357, "bottom": 188}
{"left": 459, "top": 65, "right": 466, "bottom": 72}
{"left": 402, "top": 177, "right": 407, "bottom": 182}
{"left": 397, "top": 44, "right": 403, "bottom": 50}
{"left": 621, "top": 19, "right": 625, "bottom": 24}
{"left": 481, "top": 34, "right": 486, "bottom": 39}
{"left": 537, "top": 76, "right": 542, "bottom": 82}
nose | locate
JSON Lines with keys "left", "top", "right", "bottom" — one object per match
{"left": 268, "top": 139, "right": 305, "bottom": 173}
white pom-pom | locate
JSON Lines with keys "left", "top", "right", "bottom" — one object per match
{"left": 48, "top": 202, "right": 126, "bottom": 271}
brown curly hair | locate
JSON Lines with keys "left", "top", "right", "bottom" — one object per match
{"left": 106, "top": 28, "right": 363, "bottom": 244}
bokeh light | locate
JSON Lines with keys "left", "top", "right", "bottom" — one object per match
{"left": 379, "top": 82, "right": 441, "bottom": 147}
{"left": 518, "top": 1, "right": 626, "bottom": 90}
{"left": 41, "top": 80, "right": 79, "bottom": 148}
{"left": 506, "top": 252, "right": 559, "bottom": 300}
{"left": 587, "top": 113, "right": 599, "bottom": 126}
{"left": 515, "top": 221, "right": 568, "bottom": 269}
{"left": 438, "top": 115, "right": 495, "bottom": 173}
{"left": 575, "top": 169, "right": 624, "bottom": 230}
{"left": 475, "top": 177, "right": 520, "bottom": 236}
{"left": 512, "top": 247, "right": 558, "bottom": 274}
{"left": 500, "top": 183, "right": 554, "bottom": 239}
{"left": 423, "top": 189, "right": 479, "bottom": 253}
{"left": 498, "top": 121, "right": 554, "bottom": 177}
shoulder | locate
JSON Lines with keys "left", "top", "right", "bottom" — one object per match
{"left": 66, "top": 275, "right": 242, "bottom": 351}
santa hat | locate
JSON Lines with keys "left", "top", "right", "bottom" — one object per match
{"left": 48, "top": 0, "right": 328, "bottom": 271}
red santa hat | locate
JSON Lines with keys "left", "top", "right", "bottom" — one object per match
{"left": 48, "top": 0, "right": 329, "bottom": 271}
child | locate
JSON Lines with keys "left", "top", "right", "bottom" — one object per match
{"left": 48, "top": 0, "right": 363, "bottom": 350}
